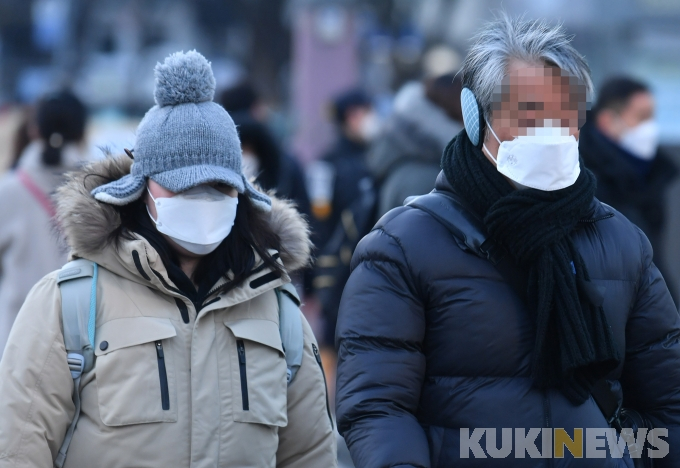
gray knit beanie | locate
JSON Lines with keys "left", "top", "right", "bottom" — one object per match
{"left": 91, "top": 50, "right": 271, "bottom": 212}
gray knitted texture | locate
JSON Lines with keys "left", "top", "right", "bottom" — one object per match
{"left": 92, "top": 50, "right": 271, "bottom": 211}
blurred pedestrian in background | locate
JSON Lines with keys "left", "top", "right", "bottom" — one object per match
{"left": 0, "top": 90, "right": 89, "bottom": 358}
{"left": 310, "top": 89, "right": 378, "bottom": 350}
{"left": 579, "top": 77, "right": 678, "bottom": 299}
{"left": 335, "top": 15, "right": 680, "bottom": 467}
{"left": 221, "top": 81, "right": 312, "bottom": 230}
{"left": 0, "top": 51, "right": 335, "bottom": 467}
{"left": 224, "top": 83, "right": 315, "bottom": 328}
{"left": 368, "top": 72, "right": 464, "bottom": 218}
{"left": 10, "top": 107, "right": 32, "bottom": 169}
{"left": 220, "top": 80, "right": 270, "bottom": 123}
{"left": 232, "top": 113, "right": 312, "bottom": 220}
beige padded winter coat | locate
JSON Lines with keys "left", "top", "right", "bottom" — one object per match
{"left": 0, "top": 157, "right": 336, "bottom": 467}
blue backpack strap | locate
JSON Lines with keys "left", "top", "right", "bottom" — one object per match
{"left": 276, "top": 283, "right": 304, "bottom": 385}
{"left": 55, "top": 259, "right": 98, "bottom": 468}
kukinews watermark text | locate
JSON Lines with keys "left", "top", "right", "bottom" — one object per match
{"left": 460, "top": 428, "right": 668, "bottom": 459}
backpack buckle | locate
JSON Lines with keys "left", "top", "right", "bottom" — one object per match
{"left": 66, "top": 353, "right": 85, "bottom": 379}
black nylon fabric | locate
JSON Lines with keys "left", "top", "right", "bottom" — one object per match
{"left": 335, "top": 168, "right": 680, "bottom": 467}
{"left": 441, "top": 132, "right": 619, "bottom": 404}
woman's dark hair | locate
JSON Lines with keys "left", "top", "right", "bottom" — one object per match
{"left": 11, "top": 109, "right": 32, "bottom": 168}
{"left": 113, "top": 190, "right": 284, "bottom": 296}
{"left": 36, "top": 90, "right": 87, "bottom": 166}
{"left": 231, "top": 113, "right": 281, "bottom": 190}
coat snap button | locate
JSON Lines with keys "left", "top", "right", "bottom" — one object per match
{"left": 99, "top": 341, "right": 109, "bottom": 351}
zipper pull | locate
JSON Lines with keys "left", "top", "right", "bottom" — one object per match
{"left": 312, "top": 343, "right": 322, "bottom": 364}
{"left": 237, "top": 341, "right": 246, "bottom": 364}
{"left": 156, "top": 341, "right": 164, "bottom": 358}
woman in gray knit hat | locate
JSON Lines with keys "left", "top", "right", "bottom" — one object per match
{"left": 0, "top": 50, "right": 336, "bottom": 467}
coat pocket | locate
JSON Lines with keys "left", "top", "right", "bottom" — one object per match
{"left": 224, "top": 319, "right": 288, "bottom": 427}
{"left": 94, "top": 317, "right": 178, "bottom": 426}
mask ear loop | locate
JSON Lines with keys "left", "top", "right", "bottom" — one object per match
{"left": 146, "top": 186, "right": 157, "bottom": 203}
{"left": 145, "top": 186, "right": 161, "bottom": 225}
{"left": 482, "top": 119, "right": 502, "bottom": 164}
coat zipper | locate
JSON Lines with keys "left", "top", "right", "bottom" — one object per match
{"left": 155, "top": 341, "right": 170, "bottom": 411}
{"left": 237, "top": 340, "right": 249, "bottom": 411}
{"left": 312, "top": 344, "right": 334, "bottom": 428}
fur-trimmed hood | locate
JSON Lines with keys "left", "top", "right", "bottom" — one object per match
{"left": 55, "top": 156, "right": 312, "bottom": 273}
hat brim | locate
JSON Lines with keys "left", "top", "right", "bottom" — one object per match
{"left": 153, "top": 165, "right": 271, "bottom": 212}
{"left": 91, "top": 164, "right": 272, "bottom": 212}
{"left": 150, "top": 164, "right": 245, "bottom": 194}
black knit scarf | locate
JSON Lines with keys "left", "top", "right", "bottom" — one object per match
{"left": 442, "top": 131, "right": 620, "bottom": 404}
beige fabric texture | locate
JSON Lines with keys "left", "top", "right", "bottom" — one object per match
{"left": 0, "top": 142, "right": 90, "bottom": 359}
{"left": 0, "top": 156, "right": 336, "bottom": 467}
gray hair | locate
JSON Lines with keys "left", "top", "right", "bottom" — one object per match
{"left": 461, "top": 13, "right": 593, "bottom": 124}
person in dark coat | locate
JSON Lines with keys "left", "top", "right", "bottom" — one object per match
{"left": 335, "top": 15, "right": 680, "bottom": 467}
{"left": 310, "top": 89, "right": 378, "bottom": 347}
{"left": 579, "top": 77, "right": 678, "bottom": 299}
{"left": 220, "top": 81, "right": 311, "bottom": 218}
{"left": 311, "top": 89, "right": 378, "bottom": 248}
{"left": 367, "top": 73, "right": 464, "bottom": 218}
{"left": 232, "top": 113, "right": 312, "bottom": 218}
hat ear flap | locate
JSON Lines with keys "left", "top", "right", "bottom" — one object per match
{"left": 242, "top": 175, "right": 272, "bottom": 212}
{"left": 461, "top": 88, "right": 486, "bottom": 149}
{"left": 91, "top": 174, "right": 146, "bottom": 206}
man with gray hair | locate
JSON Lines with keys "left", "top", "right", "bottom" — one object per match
{"left": 335, "top": 14, "right": 680, "bottom": 467}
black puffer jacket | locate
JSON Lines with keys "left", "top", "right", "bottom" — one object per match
{"left": 335, "top": 172, "right": 680, "bottom": 467}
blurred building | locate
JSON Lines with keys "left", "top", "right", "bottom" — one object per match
{"left": 2, "top": 0, "right": 678, "bottom": 142}
{"left": 0, "top": 0, "right": 291, "bottom": 114}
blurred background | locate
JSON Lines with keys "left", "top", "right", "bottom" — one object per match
{"left": 2, "top": 0, "right": 680, "bottom": 162}
{"left": 1, "top": 1, "right": 680, "bottom": 464}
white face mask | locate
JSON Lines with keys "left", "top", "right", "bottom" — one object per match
{"left": 147, "top": 185, "right": 238, "bottom": 255}
{"left": 358, "top": 111, "right": 381, "bottom": 142}
{"left": 483, "top": 121, "right": 581, "bottom": 191}
{"left": 619, "top": 119, "right": 659, "bottom": 161}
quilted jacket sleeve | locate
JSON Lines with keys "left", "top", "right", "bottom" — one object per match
{"left": 621, "top": 228, "right": 680, "bottom": 467}
{"left": 335, "top": 224, "right": 430, "bottom": 468}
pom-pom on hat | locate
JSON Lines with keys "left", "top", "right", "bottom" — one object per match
{"left": 91, "top": 50, "right": 271, "bottom": 212}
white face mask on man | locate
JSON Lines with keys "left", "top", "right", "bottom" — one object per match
{"left": 483, "top": 121, "right": 581, "bottom": 191}
{"left": 147, "top": 185, "right": 238, "bottom": 255}
{"left": 619, "top": 119, "right": 659, "bottom": 161}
